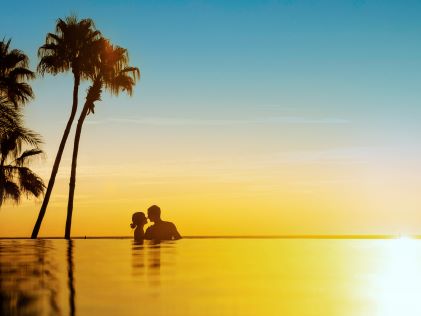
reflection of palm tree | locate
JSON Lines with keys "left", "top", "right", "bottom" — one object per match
{"left": 32, "top": 16, "right": 102, "bottom": 238}
{"left": 67, "top": 240, "right": 76, "bottom": 316}
{"left": 0, "top": 240, "right": 61, "bottom": 315}
{"left": 0, "top": 39, "right": 35, "bottom": 107}
{"left": 65, "top": 39, "right": 139, "bottom": 238}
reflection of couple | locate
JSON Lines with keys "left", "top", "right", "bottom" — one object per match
{"left": 131, "top": 205, "right": 181, "bottom": 241}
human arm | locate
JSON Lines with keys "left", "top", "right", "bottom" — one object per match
{"left": 171, "top": 223, "right": 182, "bottom": 240}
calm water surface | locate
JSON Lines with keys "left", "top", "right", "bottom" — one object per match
{"left": 1, "top": 238, "right": 421, "bottom": 315}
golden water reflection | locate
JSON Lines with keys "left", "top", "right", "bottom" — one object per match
{"left": 2, "top": 238, "right": 421, "bottom": 315}
{"left": 371, "top": 238, "right": 421, "bottom": 316}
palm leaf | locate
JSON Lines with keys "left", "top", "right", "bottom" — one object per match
{"left": 15, "top": 149, "right": 44, "bottom": 166}
{"left": 0, "top": 96, "right": 21, "bottom": 131}
{"left": 9, "top": 67, "right": 36, "bottom": 81}
{"left": 2, "top": 180, "right": 20, "bottom": 205}
{"left": 1, "top": 127, "right": 43, "bottom": 163}
{"left": 0, "top": 38, "right": 35, "bottom": 107}
{"left": 37, "top": 16, "right": 102, "bottom": 79}
{"left": 17, "top": 167, "right": 45, "bottom": 198}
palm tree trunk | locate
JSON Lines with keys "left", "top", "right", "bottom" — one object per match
{"left": 31, "top": 73, "right": 80, "bottom": 238}
{"left": 64, "top": 102, "right": 89, "bottom": 239}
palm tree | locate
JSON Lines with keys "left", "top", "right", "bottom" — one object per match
{"left": 0, "top": 39, "right": 43, "bottom": 207}
{"left": 0, "top": 96, "right": 19, "bottom": 134}
{"left": 0, "top": 39, "right": 35, "bottom": 107}
{"left": 65, "top": 39, "right": 140, "bottom": 238}
{"left": 0, "top": 119, "right": 45, "bottom": 207}
{"left": 31, "top": 16, "right": 102, "bottom": 238}
{"left": 0, "top": 97, "right": 38, "bottom": 145}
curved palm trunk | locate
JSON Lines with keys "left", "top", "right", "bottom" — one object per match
{"left": 31, "top": 73, "right": 80, "bottom": 238}
{"left": 64, "top": 101, "right": 90, "bottom": 239}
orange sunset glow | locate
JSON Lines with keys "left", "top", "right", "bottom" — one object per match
{"left": 1, "top": 1, "right": 421, "bottom": 315}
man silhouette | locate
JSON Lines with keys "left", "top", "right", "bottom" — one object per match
{"left": 145, "top": 205, "right": 181, "bottom": 240}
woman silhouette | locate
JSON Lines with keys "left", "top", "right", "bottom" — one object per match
{"left": 130, "top": 212, "right": 147, "bottom": 241}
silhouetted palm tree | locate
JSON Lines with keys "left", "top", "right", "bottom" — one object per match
{"left": 0, "top": 39, "right": 43, "bottom": 207}
{"left": 0, "top": 39, "right": 35, "bottom": 107}
{"left": 0, "top": 97, "right": 38, "bottom": 146}
{"left": 65, "top": 39, "right": 140, "bottom": 238}
{"left": 32, "top": 16, "right": 102, "bottom": 238}
{"left": 0, "top": 96, "right": 19, "bottom": 134}
{"left": 0, "top": 123, "right": 45, "bottom": 207}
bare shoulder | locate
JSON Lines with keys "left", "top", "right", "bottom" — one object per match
{"left": 167, "top": 221, "right": 181, "bottom": 238}
{"left": 163, "top": 221, "right": 177, "bottom": 228}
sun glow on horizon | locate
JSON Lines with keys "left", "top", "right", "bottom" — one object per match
{"left": 371, "top": 238, "right": 421, "bottom": 316}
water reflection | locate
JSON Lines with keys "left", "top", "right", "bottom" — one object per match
{"left": 67, "top": 240, "right": 75, "bottom": 316}
{"left": 373, "top": 238, "right": 421, "bottom": 316}
{"left": 5, "top": 238, "right": 421, "bottom": 315}
{"left": 148, "top": 243, "right": 161, "bottom": 271}
{"left": 0, "top": 239, "right": 62, "bottom": 316}
{"left": 131, "top": 241, "right": 162, "bottom": 287}
{"left": 131, "top": 241, "right": 145, "bottom": 276}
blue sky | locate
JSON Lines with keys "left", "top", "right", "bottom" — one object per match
{"left": 2, "top": 0, "right": 421, "bottom": 122}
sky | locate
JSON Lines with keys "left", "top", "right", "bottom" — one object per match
{"left": 1, "top": 0, "right": 421, "bottom": 237}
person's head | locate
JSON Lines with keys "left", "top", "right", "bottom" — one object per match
{"left": 130, "top": 212, "right": 147, "bottom": 228}
{"left": 147, "top": 205, "right": 161, "bottom": 223}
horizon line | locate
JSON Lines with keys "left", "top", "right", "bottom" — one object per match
{"left": 0, "top": 234, "right": 419, "bottom": 240}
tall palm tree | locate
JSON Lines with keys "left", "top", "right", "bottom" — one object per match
{"left": 64, "top": 39, "right": 140, "bottom": 238}
{"left": 0, "top": 119, "right": 45, "bottom": 207}
{"left": 31, "top": 16, "right": 102, "bottom": 238}
{"left": 0, "top": 39, "right": 35, "bottom": 107}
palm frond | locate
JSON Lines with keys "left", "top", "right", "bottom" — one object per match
{"left": 4, "top": 81, "right": 34, "bottom": 106}
{"left": 37, "top": 55, "right": 68, "bottom": 75}
{"left": 0, "top": 96, "right": 21, "bottom": 132}
{"left": 17, "top": 167, "right": 45, "bottom": 198}
{"left": 2, "top": 181, "right": 20, "bottom": 205}
{"left": 9, "top": 67, "right": 36, "bottom": 81}
{"left": 85, "top": 77, "right": 102, "bottom": 115}
{"left": 107, "top": 74, "right": 135, "bottom": 96}
{"left": 2, "top": 165, "right": 15, "bottom": 178}
{"left": 1, "top": 49, "right": 30, "bottom": 70}
{"left": 0, "top": 38, "right": 35, "bottom": 107}
{"left": 15, "top": 149, "right": 44, "bottom": 166}
{"left": 12, "top": 126, "right": 42, "bottom": 147}
{"left": 38, "top": 16, "right": 102, "bottom": 78}
{"left": 0, "top": 131, "right": 19, "bottom": 159}
{"left": 93, "top": 40, "right": 140, "bottom": 98}
{"left": 1, "top": 127, "right": 43, "bottom": 163}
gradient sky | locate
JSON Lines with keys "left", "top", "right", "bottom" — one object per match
{"left": 1, "top": 0, "right": 421, "bottom": 236}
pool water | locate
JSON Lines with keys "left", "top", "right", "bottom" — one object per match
{"left": 1, "top": 238, "right": 421, "bottom": 315}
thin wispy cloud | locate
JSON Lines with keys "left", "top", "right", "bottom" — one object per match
{"left": 86, "top": 116, "right": 350, "bottom": 126}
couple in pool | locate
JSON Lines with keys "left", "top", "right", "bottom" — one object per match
{"left": 130, "top": 205, "right": 181, "bottom": 241}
